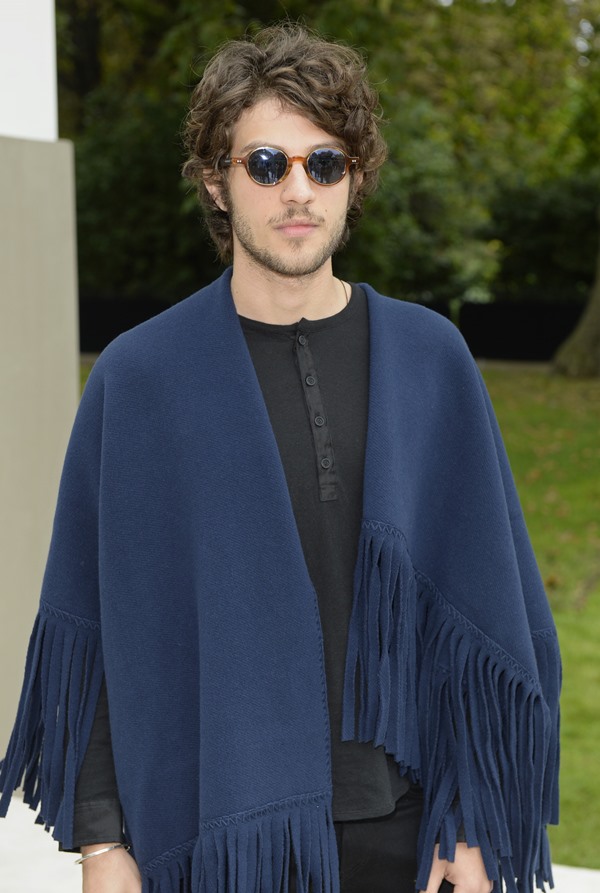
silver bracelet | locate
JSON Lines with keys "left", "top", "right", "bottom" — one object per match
{"left": 74, "top": 843, "right": 130, "bottom": 865}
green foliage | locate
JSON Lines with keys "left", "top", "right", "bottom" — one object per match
{"left": 336, "top": 95, "right": 487, "bottom": 301}
{"left": 315, "top": 0, "right": 584, "bottom": 182}
{"left": 57, "top": 0, "right": 600, "bottom": 310}
{"left": 75, "top": 87, "right": 222, "bottom": 301}
{"left": 59, "top": 0, "right": 245, "bottom": 300}
{"left": 484, "top": 172, "right": 600, "bottom": 304}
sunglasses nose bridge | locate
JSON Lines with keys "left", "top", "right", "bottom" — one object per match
{"left": 279, "top": 156, "right": 318, "bottom": 197}
{"left": 278, "top": 155, "right": 315, "bottom": 185}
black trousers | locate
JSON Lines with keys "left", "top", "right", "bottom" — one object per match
{"left": 290, "top": 785, "right": 454, "bottom": 893}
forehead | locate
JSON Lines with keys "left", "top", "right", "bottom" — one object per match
{"left": 230, "top": 97, "right": 341, "bottom": 153}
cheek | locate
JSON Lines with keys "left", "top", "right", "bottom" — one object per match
{"left": 316, "top": 184, "right": 351, "bottom": 220}
{"left": 335, "top": 183, "right": 353, "bottom": 216}
{"left": 228, "top": 179, "right": 272, "bottom": 219}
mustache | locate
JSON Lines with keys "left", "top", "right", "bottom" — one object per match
{"left": 270, "top": 211, "right": 324, "bottom": 226}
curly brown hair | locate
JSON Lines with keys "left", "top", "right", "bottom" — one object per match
{"left": 182, "top": 23, "right": 387, "bottom": 263}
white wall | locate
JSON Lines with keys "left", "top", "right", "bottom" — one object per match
{"left": 0, "top": 0, "right": 58, "bottom": 141}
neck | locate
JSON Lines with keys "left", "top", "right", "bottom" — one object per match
{"left": 230, "top": 256, "right": 347, "bottom": 324}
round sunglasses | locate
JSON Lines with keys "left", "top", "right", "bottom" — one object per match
{"left": 222, "top": 146, "right": 359, "bottom": 187}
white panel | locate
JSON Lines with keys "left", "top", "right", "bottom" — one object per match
{"left": 0, "top": 0, "right": 58, "bottom": 141}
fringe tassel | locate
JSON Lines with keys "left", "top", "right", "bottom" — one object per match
{"left": 342, "top": 520, "right": 560, "bottom": 893}
{"left": 0, "top": 601, "right": 104, "bottom": 849}
{"left": 143, "top": 795, "right": 339, "bottom": 893}
{"left": 342, "top": 521, "right": 420, "bottom": 777}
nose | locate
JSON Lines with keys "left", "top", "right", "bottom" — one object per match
{"left": 280, "top": 161, "right": 315, "bottom": 204}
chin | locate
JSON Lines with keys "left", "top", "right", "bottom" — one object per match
{"left": 245, "top": 240, "right": 338, "bottom": 279}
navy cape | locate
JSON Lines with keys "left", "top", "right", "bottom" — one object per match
{"left": 0, "top": 269, "right": 560, "bottom": 893}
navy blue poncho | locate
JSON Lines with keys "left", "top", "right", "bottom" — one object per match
{"left": 0, "top": 269, "right": 560, "bottom": 893}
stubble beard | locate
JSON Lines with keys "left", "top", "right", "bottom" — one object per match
{"left": 228, "top": 199, "right": 350, "bottom": 279}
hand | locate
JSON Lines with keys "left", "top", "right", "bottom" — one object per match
{"left": 81, "top": 843, "right": 142, "bottom": 893}
{"left": 420, "top": 842, "right": 493, "bottom": 893}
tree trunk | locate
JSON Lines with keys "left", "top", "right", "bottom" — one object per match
{"left": 553, "top": 226, "right": 600, "bottom": 378}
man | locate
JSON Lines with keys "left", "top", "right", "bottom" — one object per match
{"left": 0, "top": 24, "right": 560, "bottom": 893}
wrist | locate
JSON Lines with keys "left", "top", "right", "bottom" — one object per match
{"left": 78, "top": 842, "right": 130, "bottom": 870}
{"left": 81, "top": 842, "right": 122, "bottom": 856}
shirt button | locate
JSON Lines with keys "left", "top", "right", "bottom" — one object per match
{"left": 298, "top": 334, "right": 308, "bottom": 346}
{"left": 320, "top": 457, "right": 332, "bottom": 470}
{"left": 305, "top": 375, "right": 316, "bottom": 386}
{"left": 314, "top": 416, "right": 325, "bottom": 427}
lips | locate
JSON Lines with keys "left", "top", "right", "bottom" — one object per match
{"left": 275, "top": 220, "right": 318, "bottom": 236}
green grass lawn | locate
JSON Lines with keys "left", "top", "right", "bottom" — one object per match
{"left": 482, "top": 363, "right": 600, "bottom": 869}
{"left": 80, "top": 358, "right": 600, "bottom": 868}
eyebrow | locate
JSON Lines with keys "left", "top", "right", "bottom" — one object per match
{"left": 236, "top": 140, "right": 345, "bottom": 155}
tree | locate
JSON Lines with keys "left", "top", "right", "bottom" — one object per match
{"left": 484, "top": 172, "right": 600, "bottom": 305}
{"left": 554, "top": 217, "right": 600, "bottom": 376}
{"left": 57, "top": 0, "right": 248, "bottom": 301}
{"left": 60, "top": 0, "right": 491, "bottom": 303}
{"left": 334, "top": 93, "right": 485, "bottom": 304}
{"left": 56, "top": 0, "right": 600, "bottom": 353}
{"left": 551, "top": 3, "right": 600, "bottom": 375}
{"left": 313, "top": 0, "right": 597, "bottom": 307}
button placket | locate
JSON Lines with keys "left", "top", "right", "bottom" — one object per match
{"left": 294, "top": 330, "right": 337, "bottom": 502}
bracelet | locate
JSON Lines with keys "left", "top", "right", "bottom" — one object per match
{"left": 74, "top": 843, "right": 130, "bottom": 865}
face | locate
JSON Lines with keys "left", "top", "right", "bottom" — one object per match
{"left": 208, "top": 97, "right": 355, "bottom": 277}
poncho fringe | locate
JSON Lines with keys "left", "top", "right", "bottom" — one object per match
{"left": 342, "top": 520, "right": 559, "bottom": 893}
{"left": 140, "top": 795, "right": 339, "bottom": 893}
{"left": 0, "top": 600, "right": 104, "bottom": 849}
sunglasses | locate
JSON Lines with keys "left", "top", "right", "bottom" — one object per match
{"left": 222, "top": 146, "right": 359, "bottom": 187}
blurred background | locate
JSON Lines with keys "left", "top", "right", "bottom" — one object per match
{"left": 2, "top": 0, "right": 600, "bottom": 881}
{"left": 59, "top": 0, "right": 600, "bottom": 377}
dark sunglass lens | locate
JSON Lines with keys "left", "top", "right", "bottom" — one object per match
{"left": 308, "top": 149, "right": 347, "bottom": 184}
{"left": 247, "top": 148, "right": 288, "bottom": 185}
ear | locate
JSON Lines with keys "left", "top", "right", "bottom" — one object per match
{"left": 203, "top": 171, "right": 228, "bottom": 212}
{"left": 351, "top": 170, "right": 364, "bottom": 193}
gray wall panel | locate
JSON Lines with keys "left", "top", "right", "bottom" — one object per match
{"left": 0, "top": 135, "right": 79, "bottom": 753}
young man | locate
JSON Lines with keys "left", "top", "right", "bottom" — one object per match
{"left": 0, "top": 24, "right": 560, "bottom": 893}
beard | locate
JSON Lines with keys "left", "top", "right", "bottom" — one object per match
{"left": 225, "top": 189, "right": 350, "bottom": 278}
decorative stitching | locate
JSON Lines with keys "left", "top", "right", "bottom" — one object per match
{"left": 142, "top": 836, "right": 196, "bottom": 874}
{"left": 361, "top": 517, "right": 542, "bottom": 691}
{"left": 362, "top": 518, "right": 409, "bottom": 543}
{"left": 307, "top": 580, "right": 333, "bottom": 780}
{"left": 40, "top": 599, "right": 101, "bottom": 630}
{"left": 415, "top": 571, "right": 541, "bottom": 690}
{"left": 142, "top": 791, "right": 331, "bottom": 873}
{"left": 200, "top": 788, "right": 330, "bottom": 831}
{"left": 531, "top": 627, "right": 559, "bottom": 640}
